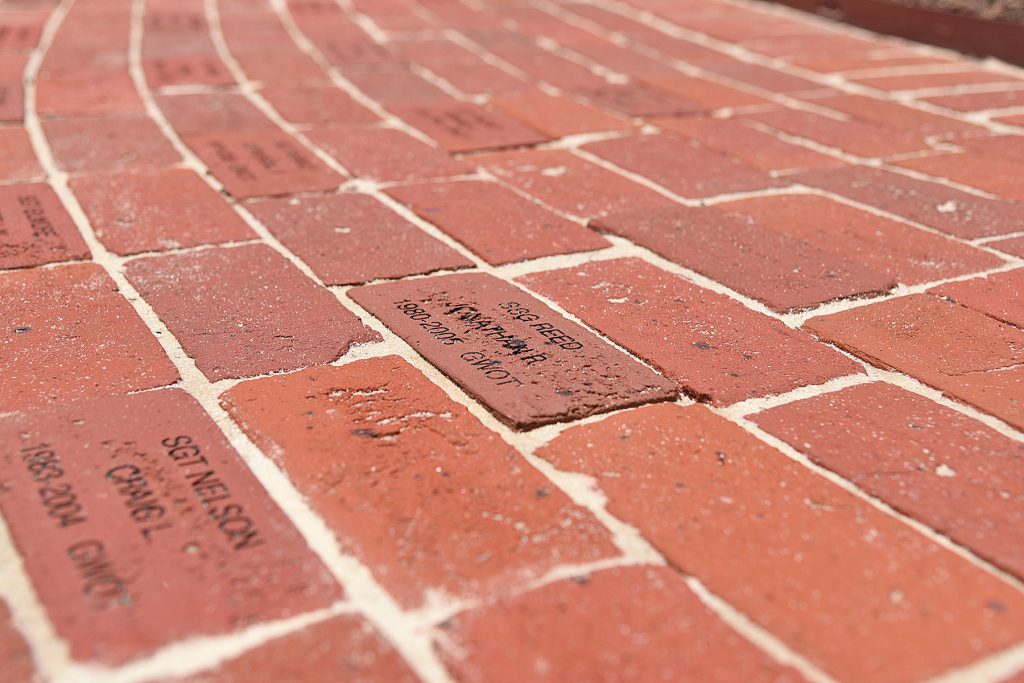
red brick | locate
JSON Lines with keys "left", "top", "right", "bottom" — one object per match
{"left": 520, "top": 258, "right": 862, "bottom": 404}
{"left": 637, "top": 71, "right": 769, "bottom": 111}
{"left": 790, "top": 165, "right": 1024, "bottom": 239}
{"left": 582, "top": 134, "right": 785, "bottom": 199}
{"left": 754, "top": 381, "right": 1024, "bottom": 580}
{"left": 0, "top": 12, "right": 47, "bottom": 52}
{"left": 125, "top": 244, "right": 377, "bottom": 381}
{"left": 787, "top": 51, "right": 952, "bottom": 73}
{"left": 142, "top": 55, "right": 234, "bottom": 87}
{"left": 994, "top": 113, "right": 1024, "bottom": 127}
{"left": 805, "top": 294, "right": 1024, "bottom": 431}
{"left": 989, "top": 236, "right": 1024, "bottom": 259}
{"left": 569, "top": 40, "right": 679, "bottom": 78}
{"left": 0, "top": 390, "right": 341, "bottom": 664}
{"left": 489, "top": 90, "right": 631, "bottom": 138}
{"left": 388, "top": 101, "right": 547, "bottom": 153}
{"left": 894, "top": 152, "right": 1024, "bottom": 202}
{"left": 292, "top": 20, "right": 395, "bottom": 70}
{"left": 183, "top": 130, "right": 342, "bottom": 199}
{"left": 742, "top": 108, "right": 925, "bottom": 157}
{"left": 258, "top": 86, "right": 378, "bottom": 126}
{"left": 0, "top": 263, "right": 178, "bottom": 411}
{"left": 569, "top": 81, "right": 702, "bottom": 118}
{"left": 218, "top": 11, "right": 293, "bottom": 51}
{"left": 305, "top": 126, "right": 471, "bottom": 182}
{"left": 395, "top": 39, "right": 528, "bottom": 96}
{"left": 0, "top": 127, "right": 42, "bottom": 181}
{"left": 536, "top": 402, "right": 1024, "bottom": 683}
{"left": 346, "top": 68, "right": 452, "bottom": 106}
{"left": 695, "top": 58, "right": 826, "bottom": 94}
{"left": 740, "top": 32, "right": 890, "bottom": 58}
{"left": 349, "top": 274, "right": 676, "bottom": 428}
{"left": 155, "top": 93, "right": 275, "bottom": 136}
{"left": 929, "top": 269, "right": 1024, "bottom": 329}
{"left": 0, "top": 182, "right": 88, "bottom": 269}
{"left": 351, "top": 0, "right": 439, "bottom": 31}
{"left": 69, "top": 168, "right": 254, "bottom": 256}
{"left": 36, "top": 69, "right": 144, "bottom": 117}
{"left": 853, "top": 70, "right": 1023, "bottom": 92}
{"left": 1001, "top": 670, "right": 1024, "bottom": 683}
{"left": 652, "top": 116, "right": 838, "bottom": 173}
{"left": 806, "top": 93, "right": 977, "bottom": 136}
{"left": 486, "top": 45, "right": 608, "bottom": 93}
{"left": 248, "top": 192, "right": 471, "bottom": 284}
{"left": 478, "top": 148, "right": 676, "bottom": 219}
{"left": 439, "top": 566, "right": 803, "bottom": 683}
{"left": 957, "top": 134, "right": 1024, "bottom": 165}
{"left": 231, "top": 48, "right": 327, "bottom": 86}
{"left": 0, "top": 600, "right": 34, "bottom": 683}
{"left": 170, "top": 615, "right": 416, "bottom": 683}
{"left": 221, "top": 356, "right": 618, "bottom": 606}
{"left": 923, "top": 89, "right": 1024, "bottom": 112}
{"left": 385, "top": 180, "right": 608, "bottom": 265}
{"left": 43, "top": 115, "right": 181, "bottom": 173}
{"left": 0, "top": 54, "right": 26, "bottom": 121}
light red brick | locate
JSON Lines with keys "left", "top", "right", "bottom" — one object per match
{"left": 989, "top": 236, "right": 1024, "bottom": 259}
{"left": 754, "top": 381, "right": 1024, "bottom": 581}
{"left": 569, "top": 81, "right": 700, "bottom": 118}
{"left": 929, "top": 269, "right": 1024, "bottom": 329}
{"left": 0, "top": 600, "right": 34, "bottom": 683}
{"left": 0, "top": 263, "right": 178, "bottom": 412}
{"left": 306, "top": 126, "right": 471, "bottom": 182}
{"left": 36, "top": 69, "right": 144, "bottom": 117}
{"left": 489, "top": 90, "right": 631, "bottom": 138}
{"left": 231, "top": 47, "right": 327, "bottom": 86}
{"left": 43, "top": 115, "right": 181, "bottom": 173}
{"left": 124, "top": 244, "right": 377, "bottom": 381}
{"left": 388, "top": 101, "right": 547, "bottom": 153}
{"left": 156, "top": 93, "right": 275, "bottom": 135}
{"left": 894, "top": 152, "right": 1024, "bottom": 202}
{"left": 583, "top": 134, "right": 785, "bottom": 199}
{"left": 853, "top": 70, "right": 1023, "bottom": 92}
{"left": 346, "top": 68, "right": 452, "bottom": 106}
{"left": 70, "top": 168, "right": 253, "bottom": 255}
{"left": 0, "top": 54, "right": 27, "bottom": 121}
{"left": 807, "top": 93, "right": 977, "bottom": 136}
{"left": 957, "top": 134, "right": 1024, "bottom": 165}
{"left": 0, "top": 390, "right": 342, "bottom": 663}
{"left": 0, "top": 182, "right": 88, "bottom": 269}
{"left": 536, "top": 402, "right": 1024, "bottom": 683}
{"left": 519, "top": 258, "right": 862, "bottom": 404}
{"left": 142, "top": 54, "right": 234, "bottom": 88}
{"left": 248, "top": 192, "right": 471, "bottom": 284}
{"left": 385, "top": 180, "right": 608, "bottom": 265}
{"left": 221, "top": 356, "right": 619, "bottom": 607}
{"left": 637, "top": 71, "right": 770, "bottom": 111}
{"left": 395, "top": 39, "right": 528, "bottom": 96}
{"left": 742, "top": 108, "right": 925, "bottom": 157}
{"left": 923, "top": 89, "right": 1024, "bottom": 112}
{"left": 258, "top": 86, "right": 378, "bottom": 126}
{"left": 805, "top": 294, "right": 1024, "bottom": 431}
{"left": 439, "top": 566, "right": 804, "bottom": 683}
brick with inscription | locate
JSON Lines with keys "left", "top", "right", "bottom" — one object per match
{"left": 170, "top": 614, "right": 417, "bottom": 683}
{"left": 1, "top": 264, "right": 178, "bottom": 411}
{"left": 0, "top": 599, "right": 34, "bottom": 683}
{"left": 43, "top": 115, "right": 181, "bottom": 173}
{"left": 582, "top": 134, "right": 785, "bottom": 199}
{"left": 70, "top": 168, "right": 253, "bottom": 256}
{"left": 930, "top": 269, "right": 1024, "bottom": 328}
{"left": 438, "top": 566, "right": 803, "bottom": 683}
{"left": 0, "top": 182, "right": 88, "bottom": 269}
{"left": 222, "top": 356, "right": 618, "bottom": 606}
{"left": 142, "top": 55, "right": 234, "bottom": 88}
{"left": 247, "top": 192, "right": 471, "bottom": 285}
{"left": 388, "top": 101, "right": 547, "bottom": 153}
{"left": 125, "top": 244, "right": 378, "bottom": 381}
{"left": 306, "top": 126, "right": 471, "bottom": 182}
{"left": 0, "top": 128, "right": 41, "bottom": 181}
{"left": 385, "top": 181, "right": 609, "bottom": 265}
{"left": 520, "top": 258, "right": 862, "bottom": 404}
{"left": 489, "top": 90, "right": 631, "bottom": 138}
{"left": 754, "top": 382, "right": 1024, "bottom": 581}
{"left": 805, "top": 294, "right": 1024, "bottom": 431}
{"left": 0, "top": 390, "right": 342, "bottom": 664}
{"left": 537, "top": 403, "right": 1024, "bottom": 682}
{"left": 183, "top": 130, "right": 342, "bottom": 199}
{"left": 349, "top": 273, "right": 676, "bottom": 428}
{"left": 637, "top": 72, "right": 770, "bottom": 111}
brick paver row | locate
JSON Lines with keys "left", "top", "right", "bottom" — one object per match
{"left": 2, "top": 0, "right": 1024, "bottom": 681}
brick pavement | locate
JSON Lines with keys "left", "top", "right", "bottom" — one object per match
{"left": 1, "top": 0, "right": 1023, "bottom": 681}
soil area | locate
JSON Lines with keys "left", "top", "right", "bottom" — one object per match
{"left": 885, "top": 0, "right": 1024, "bottom": 22}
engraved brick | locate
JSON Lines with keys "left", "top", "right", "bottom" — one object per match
{"left": 43, "top": 115, "right": 181, "bottom": 173}
{"left": 790, "top": 165, "right": 1024, "bottom": 239}
{"left": 385, "top": 180, "right": 609, "bottom": 265}
{"left": 805, "top": 294, "right": 1024, "bottom": 431}
{"left": 637, "top": 72, "right": 770, "bottom": 111}
{"left": 0, "top": 390, "right": 342, "bottom": 664}
{"left": 258, "top": 86, "right": 378, "bottom": 126}
{"left": 305, "top": 126, "right": 471, "bottom": 182}
{"left": 388, "top": 101, "right": 547, "bottom": 153}
{"left": 0, "top": 182, "right": 88, "bottom": 269}
{"left": 582, "top": 134, "right": 785, "bottom": 199}
{"left": 520, "top": 258, "right": 862, "bottom": 404}
{"left": 248, "top": 192, "right": 471, "bottom": 285}
{"left": 69, "top": 168, "right": 253, "bottom": 256}
{"left": 0, "top": 600, "right": 34, "bottom": 683}
{"left": 537, "top": 403, "right": 1024, "bottom": 682}
{"left": 349, "top": 273, "right": 676, "bottom": 428}
{"left": 489, "top": 90, "right": 631, "bottom": 138}
{"left": 0, "top": 264, "right": 178, "bottom": 411}
{"left": 221, "top": 356, "right": 618, "bottom": 605}
{"left": 142, "top": 55, "right": 234, "bottom": 88}
{"left": 183, "top": 130, "right": 342, "bottom": 199}
{"left": 125, "top": 244, "right": 378, "bottom": 381}
{"left": 170, "top": 615, "right": 417, "bottom": 683}
{"left": 477, "top": 148, "right": 676, "bottom": 220}
{"left": 439, "top": 566, "right": 803, "bottom": 683}
{"left": 930, "top": 269, "right": 1024, "bottom": 328}
{"left": 754, "top": 382, "right": 1024, "bottom": 581}
{"left": 569, "top": 82, "right": 700, "bottom": 118}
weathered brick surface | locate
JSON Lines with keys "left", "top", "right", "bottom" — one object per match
{"left": 258, "top": 86, "right": 378, "bottom": 126}
{"left": 519, "top": 258, "right": 862, "bottom": 404}
{"left": 248, "top": 192, "right": 471, "bottom": 285}
{"left": 439, "top": 566, "right": 804, "bottom": 683}
{"left": 806, "top": 294, "right": 1024, "bottom": 431}
{"left": 989, "top": 236, "right": 1024, "bottom": 259}
{"left": 806, "top": 93, "right": 978, "bottom": 136}
{"left": 388, "top": 101, "right": 547, "bottom": 153}
{"left": 742, "top": 108, "right": 926, "bottom": 158}
{"left": 923, "top": 90, "right": 1024, "bottom": 112}
{"left": 0, "top": 600, "right": 34, "bottom": 683}
{"left": 930, "top": 269, "right": 1024, "bottom": 328}
{"left": 306, "top": 126, "right": 472, "bottom": 182}
{"left": 350, "top": 274, "right": 676, "bottom": 428}
{"left": 894, "top": 152, "right": 1024, "bottom": 202}
{"left": 754, "top": 381, "right": 1024, "bottom": 581}
{"left": 221, "top": 356, "right": 618, "bottom": 606}
{"left": 346, "top": 68, "right": 453, "bottom": 106}
{"left": 155, "top": 93, "right": 275, "bottom": 136}
{"left": 385, "top": 180, "right": 609, "bottom": 265}
{"left": 537, "top": 403, "right": 1024, "bottom": 683}
{"left": 0, "top": 264, "right": 178, "bottom": 412}
{"left": 0, "top": 390, "right": 341, "bottom": 663}
{"left": 853, "top": 70, "right": 1023, "bottom": 91}
{"left": 0, "top": 182, "right": 88, "bottom": 269}
{"left": 70, "top": 169, "right": 253, "bottom": 255}
{"left": 0, "top": 128, "right": 43, "bottom": 182}
{"left": 489, "top": 90, "right": 632, "bottom": 138}
{"left": 43, "top": 115, "right": 181, "bottom": 173}
{"left": 125, "top": 244, "right": 378, "bottom": 381}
